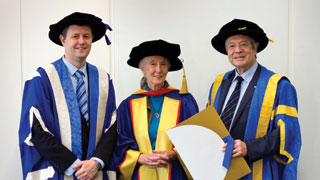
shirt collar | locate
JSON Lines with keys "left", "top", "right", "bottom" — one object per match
{"left": 62, "top": 56, "right": 87, "bottom": 77}
{"left": 234, "top": 62, "right": 258, "bottom": 83}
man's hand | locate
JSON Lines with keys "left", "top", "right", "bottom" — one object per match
{"left": 222, "top": 139, "right": 247, "bottom": 157}
{"left": 73, "top": 160, "right": 98, "bottom": 180}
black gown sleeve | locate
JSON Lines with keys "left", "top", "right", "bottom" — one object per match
{"left": 30, "top": 113, "right": 77, "bottom": 173}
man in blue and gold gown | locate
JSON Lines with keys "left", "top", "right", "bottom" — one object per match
{"left": 207, "top": 19, "right": 301, "bottom": 180}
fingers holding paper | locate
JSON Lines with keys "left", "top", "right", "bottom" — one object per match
{"left": 222, "top": 139, "right": 247, "bottom": 158}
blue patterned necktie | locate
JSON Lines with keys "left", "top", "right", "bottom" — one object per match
{"left": 74, "top": 70, "right": 89, "bottom": 123}
{"left": 220, "top": 76, "right": 243, "bottom": 130}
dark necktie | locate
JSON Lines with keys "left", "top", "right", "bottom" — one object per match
{"left": 74, "top": 70, "right": 89, "bottom": 123}
{"left": 220, "top": 76, "right": 243, "bottom": 130}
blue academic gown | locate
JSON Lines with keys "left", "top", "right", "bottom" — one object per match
{"left": 112, "top": 87, "right": 198, "bottom": 180}
{"left": 19, "top": 59, "right": 117, "bottom": 180}
{"left": 208, "top": 64, "right": 301, "bottom": 180}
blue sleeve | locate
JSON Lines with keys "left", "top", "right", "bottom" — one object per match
{"left": 19, "top": 69, "right": 78, "bottom": 179}
{"left": 180, "top": 93, "right": 199, "bottom": 121}
{"left": 113, "top": 98, "right": 139, "bottom": 166}
{"left": 207, "top": 83, "right": 214, "bottom": 107}
{"left": 272, "top": 78, "right": 301, "bottom": 180}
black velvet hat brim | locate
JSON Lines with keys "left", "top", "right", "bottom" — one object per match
{"left": 211, "top": 30, "right": 268, "bottom": 55}
{"left": 127, "top": 51, "right": 182, "bottom": 71}
{"left": 127, "top": 40, "right": 183, "bottom": 71}
{"left": 49, "top": 13, "right": 106, "bottom": 46}
{"left": 211, "top": 19, "right": 269, "bottom": 55}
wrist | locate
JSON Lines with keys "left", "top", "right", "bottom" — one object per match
{"left": 169, "top": 150, "right": 177, "bottom": 160}
{"left": 137, "top": 153, "right": 144, "bottom": 165}
{"left": 93, "top": 160, "right": 102, "bottom": 171}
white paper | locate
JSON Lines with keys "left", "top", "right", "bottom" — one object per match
{"left": 167, "top": 125, "right": 227, "bottom": 180}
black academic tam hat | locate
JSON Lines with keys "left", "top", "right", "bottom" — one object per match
{"left": 49, "top": 12, "right": 106, "bottom": 46}
{"left": 211, "top": 19, "right": 269, "bottom": 55}
{"left": 127, "top": 39, "right": 183, "bottom": 71}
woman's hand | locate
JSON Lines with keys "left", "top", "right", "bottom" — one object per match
{"left": 137, "top": 150, "right": 177, "bottom": 168}
{"left": 152, "top": 150, "right": 177, "bottom": 162}
{"left": 138, "top": 153, "right": 162, "bottom": 168}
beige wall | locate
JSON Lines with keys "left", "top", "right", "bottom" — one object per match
{"left": 0, "top": 0, "right": 319, "bottom": 179}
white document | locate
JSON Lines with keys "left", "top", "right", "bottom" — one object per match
{"left": 167, "top": 124, "right": 227, "bottom": 180}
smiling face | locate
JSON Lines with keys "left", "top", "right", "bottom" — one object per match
{"left": 59, "top": 25, "right": 93, "bottom": 68}
{"left": 225, "top": 34, "right": 258, "bottom": 74}
{"left": 140, "top": 56, "right": 170, "bottom": 90}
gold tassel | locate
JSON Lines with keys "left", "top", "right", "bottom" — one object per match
{"left": 268, "top": 38, "right": 274, "bottom": 43}
{"left": 179, "top": 59, "right": 188, "bottom": 94}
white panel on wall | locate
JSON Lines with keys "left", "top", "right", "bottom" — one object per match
{"left": 113, "top": 0, "right": 289, "bottom": 109}
{"left": 0, "top": 0, "right": 23, "bottom": 179}
{"left": 292, "top": 0, "right": 320, "bottom": 179}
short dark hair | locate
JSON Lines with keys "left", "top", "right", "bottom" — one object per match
{"left": 61, "top": 26, "right": 69, "bottom": 39}
{"left": 61, "top": 25, "right": 93, "bottom": 39}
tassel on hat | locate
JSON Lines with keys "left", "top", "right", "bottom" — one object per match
{"left": 179, "top": 59, "right": 188, "bottom": 94}
{"left": 268, "top": 38, "right": 274, "bottom": 43}
{"left": 104, "top": 24, "right": 113, "bottom": 45}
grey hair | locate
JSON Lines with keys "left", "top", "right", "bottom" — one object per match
{"left": 224, "top": 35, "right": 259, "bottom": 50}
{"left": 138, "top": 56, "right": 171, "bottom": 70}
{"left": 248, "top": 37, "right": 259, "bottom": 50}
{"left": 138, "top": 56, "right": 150, "bottom": 69}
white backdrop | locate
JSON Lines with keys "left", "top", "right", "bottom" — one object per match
{"left": 0, "top": 0, "right": 319, "bottom": 179}
{"left": 113, "top": 0, "right": 289, "bottom": 109}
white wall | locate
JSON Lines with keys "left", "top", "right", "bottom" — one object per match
{"left": 113, "top": 0, "right": 289, "bottom": 109}
{"left": 20, "top": 0, "right": 113, "bottom": 79}
{"left": 292, "top": 0, "right": 320, "bottom": 177}
{"left": 0, "top": 0, "right": 22, "bottom": 179}
{"left": 0, "top": 0, "right": 319, "bottom": 179}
